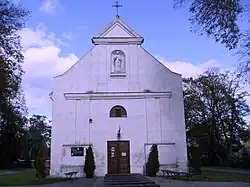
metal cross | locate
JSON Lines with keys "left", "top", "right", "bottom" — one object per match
{"left": 112, "top": 1, "right": 122, "bottom": 18}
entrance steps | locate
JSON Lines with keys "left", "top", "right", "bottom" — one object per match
{"left": 104, "top": 173, "right": 160, "bottom": 187}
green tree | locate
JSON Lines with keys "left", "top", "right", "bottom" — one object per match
{"left": 0, "top": 0, "right": 30, "bottom": 168}
{"left": 184, "top": 68, "right": 250, "bottom": 166}
{"left": 190, "top": 146, "right": 202, "bottom": 173}
{"left": 28, "top": 115, "right": 51, "bottom": 160}
{"left": 84, "top": 146, "right": 96, "bottom": 178}
{"left": 146, "top": 144, "right": 160, "bottom": 177}
{"left": 35, "top": 142, "right": 47, "bottom": 178}
{"left": 174, "top": 0, "right": 250, "bottom": 82}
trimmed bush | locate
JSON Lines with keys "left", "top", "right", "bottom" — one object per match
{"left": 35, "top": 143, "right": 46, "bottom": 178}
{"left": 190, "top": 147, "right": 202, "bottom": 173}
{"left": 84, "top": 146, "right": 96, "bottom": 178}
{"left": 146, "top": 144, "right": 160, "bottom": 177}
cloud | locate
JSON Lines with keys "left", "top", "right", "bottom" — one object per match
{"left": 62, "top": 32, "right": 73, "bottom": 40}
{"left": 156, "top": 56, "right": 250, "bottom": 122}
{"left": 156, "top": 55, "right": 221, "bottom": 78}
{"left": 20, "top": 23, "right": 79, "bottom": 118}
{"left": 40, "top": 0, "right": 62, "bottom": 13}
{"left": 19, "top": 23, "right": 69, "bottom": 49}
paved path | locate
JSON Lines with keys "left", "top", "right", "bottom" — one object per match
{"left": 0, "top": 170, "right": 19, "bottom": 175}
{"left": 2, "top": 176, "right": 250, "bottom": 187}
{"left": 202, "top": 167, "right": 250, "bottom": 174}
{"left": 149, "top": 177, "right": 250, "bottom": 187}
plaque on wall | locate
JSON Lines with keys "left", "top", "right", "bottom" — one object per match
{"left": 71, "top": 147, "right": 84, "bottom": 156}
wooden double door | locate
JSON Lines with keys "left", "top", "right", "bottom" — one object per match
{"left": 107, "top": 140, "right": 130, "bottom": 174}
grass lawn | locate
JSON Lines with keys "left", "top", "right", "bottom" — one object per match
{"left": 0, "top": 170, "right": 66, "bottom": 186}
{"left": 203, "top": 166, "right": 250, "bottom": 172}
{"left": 176, "top": 171, "right": 250, "bottom": 182}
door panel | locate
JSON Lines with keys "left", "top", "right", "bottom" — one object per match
{"left": 107, "top": 140, "right": 130, "bottom": 174}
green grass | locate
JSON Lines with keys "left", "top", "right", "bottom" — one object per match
{"left": 176, "top": 171, "right": 250, "bottom": 182}
{"left": 203, "top": 166, "right": 250, "bottom": 171}
{"left": 0, "top": 170, "right": 66, "bottom": 186}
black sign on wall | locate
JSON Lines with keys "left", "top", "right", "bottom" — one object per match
{"left": 71, "top": 147, "right": 84, "bottom": 156}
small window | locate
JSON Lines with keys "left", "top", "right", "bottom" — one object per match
{"left": 71, "top": 147, "right": 84, "bottom": 156}
{"left": 110, "top": 105, "right": 127, "bottom": 118}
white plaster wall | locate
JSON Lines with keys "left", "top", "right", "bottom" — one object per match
{"left": 50, "top": 36, "right": 188, "bottom": 176}
{"left": 89, "top": 99, "right": 147, "bottom": 176}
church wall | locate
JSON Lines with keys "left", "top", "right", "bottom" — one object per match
{"left": 88, "top": 98, "right": 147, "bottom": 176}
{"left": 50, "top": 88, "right": 78, "bottom": 176}
{"left": 169, "top": 84, "right": 188, "bottom": 171}
{"left": 137, "top": 47, "right": 188, "bottom": 171}
{"left": 50, "top": 27, "right": 188, "bottom": 176}
{"left": 54, "top": 44, "right": 141, "bottom": 93}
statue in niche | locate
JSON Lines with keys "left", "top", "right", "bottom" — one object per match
{"left": 112, "top": 50, "right": 125, "bottom": 73}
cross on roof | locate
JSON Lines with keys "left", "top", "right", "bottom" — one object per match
{"left": 112, "top": 1, "right": 122, "bottom": 18}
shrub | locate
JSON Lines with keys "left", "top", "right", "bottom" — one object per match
{"left": 190, "top": 147, "right": 202, "bottom": 173}
{"left": 84, "top": 146, "right": 96, "bottom": 178}
{"left": 35, "top": 143, "right": 47, "bottom": 178}
{"left": 146, "top": 144, "right": 160, "bottom": 177}
{"left": 241, "top": 147, "right": 250, "bottom": 169}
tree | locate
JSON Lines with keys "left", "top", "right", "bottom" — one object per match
{"left": 84, "top": 146, "right": 96, "bottom": 178}
{"left": 35, "top": 142, "right": 47, "bottom": 178}
{"left": 0, "top": 0, "right": 30, "bottom": 168}
{"left": 190, "top": 146, "right": 202, "bottom": 173}
{"left": 28, "top": 115, "right": 51, "bottom": 160}
{"left": 184, "top": 68, "right": 250, "bottom": 166}
{"left": 174, "top": 0, "right": 250, "bottom": 82}
{"left": 146, "top": 144, "right": 160, "bottom": 177}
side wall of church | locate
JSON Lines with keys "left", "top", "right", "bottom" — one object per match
{"left": 50, "top": 43, "right": 187, "bottom": 177}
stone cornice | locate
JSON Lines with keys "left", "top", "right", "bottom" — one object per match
{"left": 92, "top": 37, "right": 144, "bottom": 45}
{"left": 64, "top": 92, "right": 172, "bottom": 100}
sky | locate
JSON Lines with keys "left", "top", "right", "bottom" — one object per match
{"left": 15, "top": 0, "right": 249, "bottom": 120}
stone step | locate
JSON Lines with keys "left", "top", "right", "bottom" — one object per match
{"left": 104, "top": 176, "right": 145, "bottom": 179}
{"left": 104, "top": 178, "right": 151, "bottom": 181}
{"left": 104, "top": 181, "right": 156, "bottom": 185}
{"left": 104, "top": 177, "right": 151, "bottom": 180}
{"left": 104, "top": 184, "right": 160, "bottom": 187}
{"left": 104, "top": 179, "right": 152, "bottom": 183}
{"left": 103, "top": 173, "right": 159, "bottom": 187}
{"left": 105, "top": 173, "right": 142, "bottom": 176}
{"left": 104, "top": 175, "right": 149, "bottom": 180}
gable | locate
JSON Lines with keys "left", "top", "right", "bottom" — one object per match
{"left": 100, "top": 23, "right": 133, "bottom": 38}
{"left": 92, "top": 18, "right": 144, "bottom": 45}
{"left": 94, "top": 18, "right": 142, "bottom": 38}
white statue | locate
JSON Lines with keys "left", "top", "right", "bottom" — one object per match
{"left": 113, "top": 51, "right": 123, "bottom": 72}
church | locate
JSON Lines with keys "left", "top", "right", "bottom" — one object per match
{"left": 49, "top": 9, "right": 188, "bottom": 177}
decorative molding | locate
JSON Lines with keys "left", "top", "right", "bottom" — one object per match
{"left": 64, "top": 92, "right": 172, "bottom": 100}
{"left": 62, "top": 143, "right": 92, "bottom": 147}
{"left": 110, "top": 72, "right": 126, "bottom": 78}
{"left": 144, "top": 142, "right": 175, "bottom": 146}
{"left": 92, "top": 37, "right": 144, "bottom": 45}
{"left": 49, "top": 91, "right": 53, "bottom": 101}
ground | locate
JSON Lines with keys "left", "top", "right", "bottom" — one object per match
{"left": 0, "top": 168, "right": 250, "bottom": 186}
{"left": 0, "top": 170, "right": 65, "bottom": 186}
{"left": 149, "top": 177, "right": 250, "bottom": 187}
{"left": 175, "top": 170, "right": 250, "bottom": 182}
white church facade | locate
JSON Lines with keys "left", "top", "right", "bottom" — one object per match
{"left": 49, "top": 17, "right": 188, "bottom": 177}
